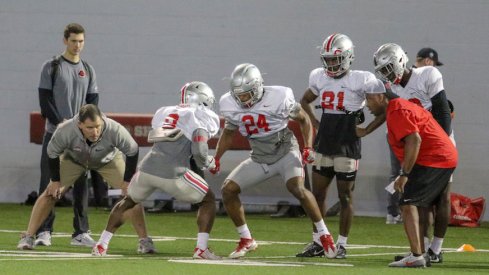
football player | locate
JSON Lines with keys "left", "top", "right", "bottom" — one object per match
{"left": 92, "top": 81, "right": 222, "bottom": 260}
{"left": 298, "top": 33, "right": 386, "bottom": 259}
{"left": 374, "top": 44, "right": 452, "bottom": 264}
{"left": 210, "top": 63, "right": 337, "bottom": 259}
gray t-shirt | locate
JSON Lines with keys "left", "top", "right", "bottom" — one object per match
{"left": 39, "top": 56, "right": 98, "bottom": 133}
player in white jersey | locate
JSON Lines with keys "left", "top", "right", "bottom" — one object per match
{"left": 210, "top": 63, "right": 337, "bottom": 259}
{"left": 298, "top": 34, "right": 386, "bottom": 259}
{"left": 92, "top": 81, "right": 222, "bottom": 260}
{"left": 374, "top": 44, "right": 452, "bottom": 264}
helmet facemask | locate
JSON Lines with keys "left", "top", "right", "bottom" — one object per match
{"left": 373, "top": 43, "right": 408, "bottom": 85}
{"left": 320, "top": 34, "right": 355, "bottom": 77}
{"left": 230, "top": 63, "right": 264, "bottom": 108}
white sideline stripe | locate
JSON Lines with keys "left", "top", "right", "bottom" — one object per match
{"left": 2, "top": 229, "right": 488, "bottom": 252}
{"left": 168, "top": 259, "right": 353, "bottom": 267}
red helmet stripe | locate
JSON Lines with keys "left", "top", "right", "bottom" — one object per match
{"left": 326, "top": 33, "right": 337, "bottom": 52}
{"left": 180, "top": 83, "right": 188, "bottom": 104}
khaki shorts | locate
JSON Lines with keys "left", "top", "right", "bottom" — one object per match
{"left": 59, "top": 152, "right": 126, "bottom": 189}
{"left": 312, "top": 153, "right": 359, "bottom": 173}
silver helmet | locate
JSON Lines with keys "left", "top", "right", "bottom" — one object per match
{"left": 180, "top": 81, "right": 216, "bottom": 110}
{"left": 320, "top": 33, "right": 355, "bottom": 77}
{"left": 230, "top": 63, "right": 264, "bottom": 108}
{"left": 373, "top": 43, "right": 409, "bottom": 84}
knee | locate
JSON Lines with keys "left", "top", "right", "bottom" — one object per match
{"left": 338, "top": 192, "right": 352, "bottom": 207}
{"left": 221, "top": 180, "right": 239, "bottom": 200}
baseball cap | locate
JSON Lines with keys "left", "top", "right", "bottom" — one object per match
{"left": 416, "top": 47, "right": 443, "bottom": 66}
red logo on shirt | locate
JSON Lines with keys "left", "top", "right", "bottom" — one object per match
{"left": 78, "top": 70, "right": 86, "bottom": 78}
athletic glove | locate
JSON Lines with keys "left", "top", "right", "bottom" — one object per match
{"left": 302, "top": 147, "right": 315, "bottom": 164}
{"left": 209, "top": 157, "right": 220, "bottom": 174}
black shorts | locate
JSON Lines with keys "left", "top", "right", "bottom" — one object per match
{"left": 399, "top": 165, "right": 455, "bottom": 208}
{"left": 314, "top": 113, "right": 361, "bottom": 159}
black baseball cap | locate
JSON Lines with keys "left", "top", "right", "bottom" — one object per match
{"left": 416, "top": 48, "right": 443, "bottom": 66}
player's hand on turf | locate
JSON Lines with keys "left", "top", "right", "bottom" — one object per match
{"left": 208, "top": 157, "right": 220, "bottom": 174}
{"left": 302, "top": 147, "right": 315, "bottom": 164}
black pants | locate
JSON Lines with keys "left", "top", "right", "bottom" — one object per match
{"left": 38, "top": 132, "right": 103, "bottom": 237}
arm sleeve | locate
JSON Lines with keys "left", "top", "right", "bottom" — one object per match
{"left": 48, "top": 156, "right": 61, "bottom": 181}
{"left": 39, "top": 88, "right": 63, "bottom": 125}
{"left": 85, "top": 93, "right": 99, "bottom": 105}
{"left": 190, "top": 128, "right": 210, "bottom": 169}
{"left": 123, "top": 151, "right": 139, "bottom": 182}
{"left": 430, "top": 90, "right": 452, "bottom": 134}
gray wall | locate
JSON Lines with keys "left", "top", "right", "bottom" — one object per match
{"left": 1, "top": 0, "right": 489, "bottom": 219}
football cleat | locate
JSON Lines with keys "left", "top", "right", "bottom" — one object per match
{"left": 295, "top": 242, "right": 324, "bottom": 257}
{"left": 34, "top": 231, "right": 52, "bottom": 246}
{"left": 92, "top": 244, "right": 107, "bottom": 256}
{"left": 71, "top": 233, "right": 96, "bottom": 247}
{"left": 138, "top": 237, "right": 157, "bottom": 254}
{"left": 386, "top": 214, "right": 403, "bottom": 224}
{"left": 335, "top": 244, "right": 347, "bottom": 259}
{"left": 319, "top": 234, "right": 337, "bottom": 259}
{"left": 389, "top": 253, "right": 426, "bottom": 268}
{"left": 228, "top": 238, "right": 258, "bottom": 259}
{"left": 193, "top": 247, "right": 222, "bottom": 260}
{"left": 17, "top": 233, "right": 34, "bottom": 250}
{"left": 428, "top": 248, "right": 443, "bottom": 263}
{"left": 395, "top": 252, "right": 431, "bottom": 267}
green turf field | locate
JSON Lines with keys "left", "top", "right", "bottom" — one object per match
{"left": 1, "top": 203, "right": 488, "bottom": 274}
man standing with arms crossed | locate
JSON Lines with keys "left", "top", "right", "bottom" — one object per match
{"left": 36, "top": 23, "right": 103, "bottom": 247}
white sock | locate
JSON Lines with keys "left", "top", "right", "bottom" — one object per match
{"left": 196, "top": 232, "right": 209, "bottom": 250}
{"left": 430, "top": 237, "right": 444, "bottom": 254}
{"left": 236, "top": 224, "right": 252, "bottom": 239}
{"left": 312, "top": 232, "right": 321, "bottom": 244}
{"left": 424, "top": 236, "right": 431, "bottom": 251}
{"left": 314, "top": 220, "right": 330, "bottom": 236}
{"left": 98, "top": 230, "right": 113, "bottom": 248}
{"left": 337, "top": 235, "right": 348, "bottom": 246}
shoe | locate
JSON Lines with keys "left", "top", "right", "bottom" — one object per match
{"left": 71, "top": 233, "right": 96, "bottom": 247}
{"left": 138, "top": 237, "right": 156, "bottom": 254}
{"left": 335, "top": 244, "right": 347, "bottom": 259}
{"left": 295, "top": 241, "right": 324, "bottom": 257}
{"left": 394, "top": 252, "right": 431, "bottom": 267}
{"left": 428, "top": 248, "right": 443, "bottom": 263}
{"left": 193, "top": 247, "right": 222, "bottom": 260}
{"left": 228, "top": 238, "right": 258, "bottom": 259}
{"left": 388, "top": 253, "right": 426, "bottom": 268}
{"left": 319, "top": 234, "right": 337, "bottom": 259}
{"left": 386, "top": 214, "right": 403, "bottom": 224}
{"left": 34, "top": 231, "right": 52, "bottom": 246}
{"left": 17, "top": 233, "right": 34, "bottom": 250}
{"left": 92, "top": 244, "right": 107, "bottom": 256}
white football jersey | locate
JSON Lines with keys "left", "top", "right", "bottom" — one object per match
{"left": 309, "top": 68, "right": 385, "bottom": 114}
{"left": 390, "top": 66, "right": 444, "bottom": 110}
{"left": 219, "top": 85, "right": 299, "bottom": 138}
{"left": 151, "top": 104, "right": 220, "bottom": 140}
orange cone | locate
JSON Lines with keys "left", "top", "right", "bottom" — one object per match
{"left": 456, "top": 244, "right": 476, "bottom": 252}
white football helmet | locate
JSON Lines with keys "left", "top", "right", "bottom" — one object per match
{"left": 180, "top": 81, "right": 216, "bottom": 110}
{"left": 230, "top": 63, "right": 264, "bottom": 108}
{"left": 320, "top": 33, "right": 355, "bottom": 77}
{"left": 373, "top": 43, "right": 409, "bottom": 84}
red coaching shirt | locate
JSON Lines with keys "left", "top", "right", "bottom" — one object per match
{"left": 386, "top": 98, "right": 458, "bottom": 168}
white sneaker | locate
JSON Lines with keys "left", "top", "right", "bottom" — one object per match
{"left": 17, "top": 233, "right": 34, "bottom": 250}
{"left": 388, "top": 253, "right": 426, "bottom": 268}
{"left": 137, "top": 237, "right": 156, "bottom": 254}
{"left": 92, "top": 244, "right": 107, "bottom": 256}
{"left": 193, "top": 248, "right": 222, "bottom": 260}
{"left": 71, "top": 233, "right": 96, "bottom": 247}
{"left": 34, "top": 231, "right": 52, "bottom": 246}
{"left": 229, "top": 238, "right": 258, "bottom": 259}
{"left": 319, "top": 234, "right": 338, "bottom": 259}
{"left": 386, "top": 214, "right": 403, "bottom": 224}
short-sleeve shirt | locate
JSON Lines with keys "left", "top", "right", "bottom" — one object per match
{"left": 390, "top": 66, "right": 444, "bottom": 110}
{"left": 386, "top": 98, "right": 457, "bottom": 168}
{"left": 39, "top": 56, "right": 98, "bottom": 133}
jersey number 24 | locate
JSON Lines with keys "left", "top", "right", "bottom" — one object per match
{"left": 242, "top": 114, "right": 270, "bottom": 135}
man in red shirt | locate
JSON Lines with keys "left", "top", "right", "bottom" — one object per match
{"left": 366, "top": 93, "right": 457, "bottom": 268}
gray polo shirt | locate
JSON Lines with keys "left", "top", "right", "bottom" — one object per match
{"left": 47, "top": 114, "right": 138, "bottom": 169}
{"left": 39, "top": 56, "right": 98, "bottom": 133}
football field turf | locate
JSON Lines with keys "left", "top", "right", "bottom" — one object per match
{"left": 1, "top": 203, "right": 488, "bottom": 274}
